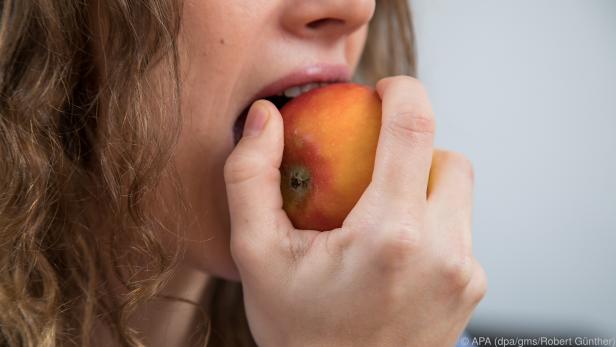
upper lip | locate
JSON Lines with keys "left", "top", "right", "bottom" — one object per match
{"left": 254, "top": 63, "right": 351, "bottom": 101}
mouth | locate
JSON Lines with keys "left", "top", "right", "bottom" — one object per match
{"left": 233, "top": 64, "right": 351, "bottom": 145}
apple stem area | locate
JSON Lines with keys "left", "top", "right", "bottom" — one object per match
{"left": 290, "top": 167, "right": 310, "bottom": 191}
{"left": 286, "top": 165, "right": 311, "bottom": 194}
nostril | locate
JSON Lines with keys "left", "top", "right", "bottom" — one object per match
{"left": 306, "top": 18, "right": 345, "bottom": 30}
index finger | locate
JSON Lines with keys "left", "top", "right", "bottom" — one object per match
{"left": 371, "top": 76, "right": 436, "bottom": 206}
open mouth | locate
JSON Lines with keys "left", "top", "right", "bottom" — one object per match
{"left": 232, "top": 81, "right": 342, "bottom": 145}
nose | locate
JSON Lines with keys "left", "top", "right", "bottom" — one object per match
{"left": 281, "top": 0, "right": 375, "bottom": 39}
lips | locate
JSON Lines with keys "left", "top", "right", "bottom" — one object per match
{"left": 232, "top": 64, "right": 351, "bottom": 145}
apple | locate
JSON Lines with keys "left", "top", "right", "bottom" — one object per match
{"left": 279, "top": 83, "right": 381, "bottom": 231}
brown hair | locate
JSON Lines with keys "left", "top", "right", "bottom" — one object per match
{"left": 0, "top": 0, "right": 416, "bottom": 346}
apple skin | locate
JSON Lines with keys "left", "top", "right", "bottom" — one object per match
{"left": 279, "top": 83, "right": 381, "bottom": 231}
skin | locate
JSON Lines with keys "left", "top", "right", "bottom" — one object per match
{"left": 117, "top": 0, "right": 487, "bottom": 346}
{"left": 172, "top": 0, "right": 372, "bottom": 280}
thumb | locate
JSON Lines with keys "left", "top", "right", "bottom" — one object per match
{"left": 224, "top": 100, "right": 293, "bottom": 249}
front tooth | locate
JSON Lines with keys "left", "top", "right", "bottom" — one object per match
{"left": 301, "top": 82, "right": 319, "bottom": 93}
{"left": 283, "top": 86, "right": 302, "bottom": 98}
{"left": 319, "top": 82, "right": 330, "bottom": 88}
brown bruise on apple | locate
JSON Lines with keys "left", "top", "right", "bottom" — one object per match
{"left": 280, "top": 134, "right": 337, "bottom": 230}
{"left": 281, "top": 165, "right": 311, "bottom": 208}
{"left": 287, "top": 165, "right": 310, "bottom": 195}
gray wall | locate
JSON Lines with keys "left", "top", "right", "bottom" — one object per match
{"left": 411, "top": 0, "right": 616, "bottom": 336}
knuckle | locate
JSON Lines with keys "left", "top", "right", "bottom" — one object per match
{"left": 334, "top": 221, "right": 360, "bottom": 248}
{"left": 223, "top": 151, "right": 262, "bottom": 185}
{"left": 380, "top": 76, "right": 435, "bottom": 141}
{"left": 230, "top": 219, "right": 288, "bottom": 269}
{"left": 439, "top": 253, "right": 474, "bottom": 289}
{"left": 469, "top": 264, "right": 488, "bottom": 304}
{"left": 384, "top": 110, "right": 435, "bottom": 144}
{"left": 230, "top": 235, "right": 258, "bottom": 266}
{"left": 324, "top": 227, "right": 350, "bottom": 260}
{"left": 376, "top": 222, "right": 422, "bottom": 268}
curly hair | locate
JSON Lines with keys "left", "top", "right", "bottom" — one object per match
{"left": 0, "top": 0, "right": 416, "bottom": 346}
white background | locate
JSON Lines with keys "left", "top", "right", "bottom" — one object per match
{"left": 411, "top": 0, "right": 616, "bottom": 336}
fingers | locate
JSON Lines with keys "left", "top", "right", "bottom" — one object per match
{"left": 427, "top": 150, "right": 474, "bottom": 208}
{"left": 427, "top": 150, "right": 475, "bottom": 268}
{"left": 371, "top": 76, "right": 436, "bottom": 207}
{"left": 224, "top": 100, "right": 294, "bottom": 258}
{"left": 343, "top": 76, "right": 435, "bottom": 251}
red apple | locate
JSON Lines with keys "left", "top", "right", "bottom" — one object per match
{"left": 279, "top": 83, "right": 381, "bottom": 231}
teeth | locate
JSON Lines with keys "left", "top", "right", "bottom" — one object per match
{"left": 282, "top": 82, "right": 332, "bottom": 98}
{"left": 300, "top": 82, "right": 319, "bottom": 93}
{"left": 283, "top": 86, "right": 302, "bottom": 98}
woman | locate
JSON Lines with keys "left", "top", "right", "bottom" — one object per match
{"left": 0, "top": 0, "right": 485, "bottom": 346}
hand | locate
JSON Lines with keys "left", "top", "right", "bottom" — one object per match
{"left": 224, "top": 76, "right": 487, "bottom": 346}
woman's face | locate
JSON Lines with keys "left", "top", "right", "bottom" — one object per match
{"left": 172, "top": 0, "right": 375, "bottom": 280}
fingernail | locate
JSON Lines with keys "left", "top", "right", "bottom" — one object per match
{"left": 243, "top": 101, "right": 269, "bottom": 137}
